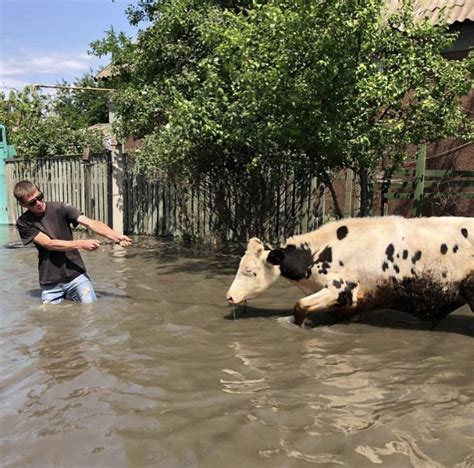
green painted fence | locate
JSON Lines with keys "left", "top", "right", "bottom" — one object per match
{"left": 382, "top": 146, "right": 474, "bottom": 216}
{"left": 0, "top": 125, "right": 17, "bottom": 224}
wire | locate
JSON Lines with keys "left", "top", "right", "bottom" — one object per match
{"left": 403, "top": 141, "right": 473, "bottom": 166}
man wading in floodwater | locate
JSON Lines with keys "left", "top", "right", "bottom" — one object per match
{"left": 14, "top": 180, "right": 132, "bottom": 304}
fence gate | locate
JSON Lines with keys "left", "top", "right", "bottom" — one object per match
{"left": 5, "top": 154, "right": 111, "bottom": 225}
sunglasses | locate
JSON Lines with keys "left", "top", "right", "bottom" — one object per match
{"left": 26, "top": 193, "right": 44, "bottom": 207}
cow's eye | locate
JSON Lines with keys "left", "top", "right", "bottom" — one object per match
{"left": 253, "top": 273, "right": 257, "bottom": 277}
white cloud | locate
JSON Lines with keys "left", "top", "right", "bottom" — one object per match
{"left": 0, "top": 66, "right": 25, "bottom": 75}
{"left": 78, "top": 52, "right": 96, "bottom": 61}
{"left": 29, "top": 56, "right": 89, "bottom": 73}
{"left": 0, "top": 52, "right": 105, "bottom": 90}
{"left": 0, "top": 76, "right": 29, "bottom": 92}
{"left": 0, "top": 77, "right": 58, "bottom": 95}
{"left": 5, "top": 52, "right": 102, "bottom": 74}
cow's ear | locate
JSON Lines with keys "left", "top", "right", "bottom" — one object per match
{"left": 247, "top": 237, "right": 264, "bottom": 256}
{"left": 267, "top": 248, "right": 284, "bottom": 266}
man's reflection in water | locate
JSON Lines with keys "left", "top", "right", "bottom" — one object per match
{"left": 36, "top": 309, "right": 90, "bottom": 383}
{"left": 23, "top": 307, "right": 91, "bottom": 414}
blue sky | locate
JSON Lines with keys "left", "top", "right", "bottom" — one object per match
{"left": 0, "top": 0, "right": 137, "bottom": 93}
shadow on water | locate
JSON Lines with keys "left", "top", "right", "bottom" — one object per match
{"left": 27, "top": 289, "right": 42, "bottom": 298}
{"left": 223, "top": 304, "right": 293, "bottom": 321}
{"left": 95, "top": 291, "right": 131, "bottom": 299}
{"left": 157, "top": 258, "right": 238, "bottom": 277}
{"left": 2, "top": 241, "right": 35, "bottom": 249}
{"left": 6, "top": 237, "right": 243, "bottom": 278}
{"left": 225, "top": 304, "right": 474, "bottom": 337}
{"left": 359, "top": 308, "right": 474, "bottom": 337}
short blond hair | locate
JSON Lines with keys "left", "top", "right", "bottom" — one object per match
{"left": 13, "top": 180, "right": 41, "bottom": 203}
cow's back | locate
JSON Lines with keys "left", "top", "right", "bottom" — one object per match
{"left": 289, "top": 216, "right": 473, "bottom": 286}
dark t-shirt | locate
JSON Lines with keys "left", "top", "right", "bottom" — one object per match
{"left": 16, "top": 202, "right": 87, "bottom": 286}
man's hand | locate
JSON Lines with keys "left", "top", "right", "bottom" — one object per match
{"left": 77, "top": 215, "right": 133, "bottom": 247}
{"left": 79, "top": 239, "right": 101, "bottom": 251}
{"left": 114, "top": 235, "right": 133, "bottom": 247}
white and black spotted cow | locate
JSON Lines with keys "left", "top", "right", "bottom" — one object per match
{"left": 226, "top": 216, "right": 474, "bottom": 327}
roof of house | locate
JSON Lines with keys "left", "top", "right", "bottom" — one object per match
{"left": 95, "top": 64, "right": 114, "bottom": 81}
{"left": 386, "top": 0, "right": 474, "bottom": 25}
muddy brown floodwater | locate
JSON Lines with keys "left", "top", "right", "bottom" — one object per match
{"left": 1, "top": 225, "right": 473, "bottom": 467}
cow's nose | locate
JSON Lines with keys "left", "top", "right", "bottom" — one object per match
{"left": 227, "top": 295, "right": 234, "bottom": 304}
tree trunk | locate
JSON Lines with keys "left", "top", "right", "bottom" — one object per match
{"left": 358, "top": 167, "right": 370, "bottom": 217}
{"left": 326, "top": 179, "right": 344, "bottom": 219}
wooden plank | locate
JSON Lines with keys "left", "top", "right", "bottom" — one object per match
{"left": 65, "top": 159, "right": 70, "bottom": 204}
{"left": 423, "top": 179, "right": 474, "bottom": 188}
{"left": 128, "top": 169, "right": 134, "bottom": 233}
{"left": 423, "top": 191, "right": 474, "bottom": 199}
{"left": 425, "top": 169, "right": 474, "bottom": 178}
{"left": 309, "top": 176, "right": 318, "bottom": 231}
{"left": 136, "top": 173, "right": 141, "bottom": 233}
{"left": 157, "top": 178, "right": 163, "bottom": 236}
{"left": 59, "top": 158, "right": 64, "bottom": 205}
{"left": 69, "top": 159, "right": 74, "bottom": 205}
{"left": 75, "top": 158, "right": 80, "bottom": 210}
{"left": 449, "top": 192, "right": 474, "bottom": 199}
{"left": 63, "top": 159, "right": 68, "bottom": 205}
{"left": 6, "top": 162, "right": 17, "bottom": 224}
{"left": 132, "top": 171, "right": 139, "bottom": 234}
{"left": 387, "top": 181, "right": 415, "bottom": 189}
{"left": 80, "top": 157, "right": 85, "bottom": 214}
{"left": 343, "top": 169, "right": 353, "bottom": 217}
{"left": 52, "top": 157, "right": 58, "bottom": 202}
{"left": 147, "top": 174, "right": 153, "bottom": 234}
{"left": 385, "top": 192, "right": 414, "bottom": 200}
{"left": 152, "top": 178, "right": 157, "bottom": 235}
{"left": 151, "top": 180, "right": 157, "bottom": 235}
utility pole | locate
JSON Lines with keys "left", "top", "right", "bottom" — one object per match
{"left": 32, "top": 84, "right": 115, "bottom": 92}
{"left": 108, "top": 100, "right": 124, "bottom": 234}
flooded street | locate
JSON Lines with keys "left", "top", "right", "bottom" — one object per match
{"left": 1, "top": 225, "right": 473, "bottom": 467}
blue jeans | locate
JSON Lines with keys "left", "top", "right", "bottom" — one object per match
{"left": 41, "top": 274, "right": 97, "bottom": 304}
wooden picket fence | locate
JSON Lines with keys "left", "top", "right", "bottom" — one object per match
{"left": 122, "top": 165, "right": 328, "bottom": 240}
{"left": 5, "top": 154, "right": 111, "bottom": 225}
{"left": 7, "top": 149, "right": 470, "bottom": 239}
{"left": 5, "top": 154, "right": 329, "bottom": 240}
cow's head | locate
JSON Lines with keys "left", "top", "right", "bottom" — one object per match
{"left": 226, "top": 237, "right": 281, "bottom": 304}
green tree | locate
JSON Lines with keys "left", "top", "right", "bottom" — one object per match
{"left": 0, "top": 86, "right": 103, "bottom": 158}
{"left": 53, "top": 70, "right": 111, "bottom": 128}
{"left": 93, "top": 0, "right": 472, "bottom": 239}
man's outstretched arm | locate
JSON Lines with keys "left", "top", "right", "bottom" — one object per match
{"left": 33, "top": 231, "right": 101, "bottom": 251}
{"left": 77, "top": 215, "right": 133, "bottom": 247}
